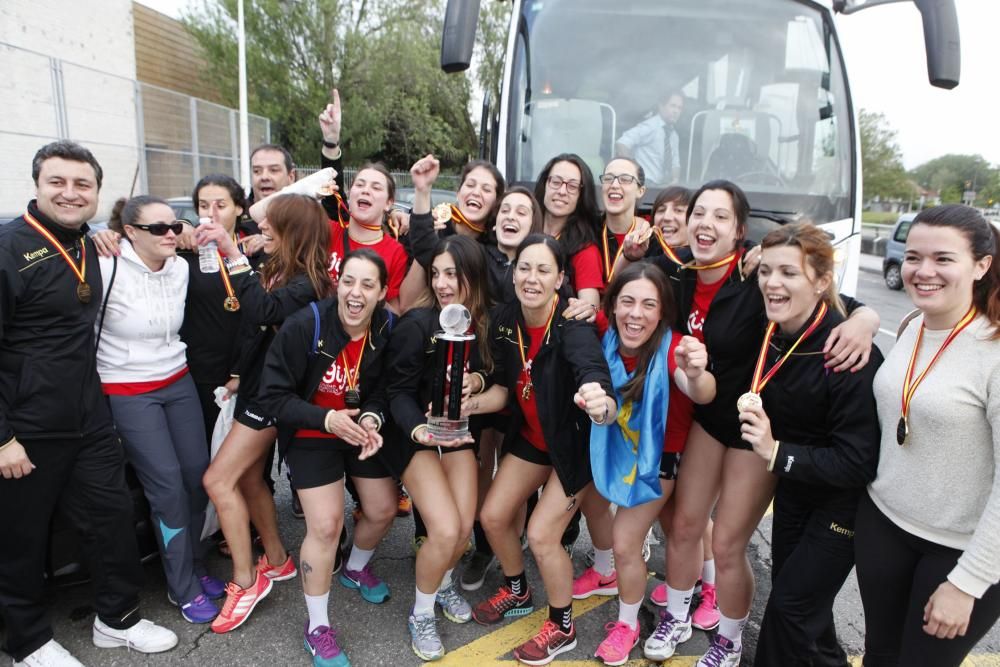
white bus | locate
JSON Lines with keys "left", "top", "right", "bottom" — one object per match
{"left": 440, "top": 0, "right": 960, "bottom": 295}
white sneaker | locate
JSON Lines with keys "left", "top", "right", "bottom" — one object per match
{"left": 12, "top": 639, "right": 84, "bottom": 667}
{"left": 92, "top": 617, "right": 178, "bottom": 653}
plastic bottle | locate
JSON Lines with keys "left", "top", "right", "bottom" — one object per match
{"left": 198, "top": 217, "right": 219, "bottom": 273}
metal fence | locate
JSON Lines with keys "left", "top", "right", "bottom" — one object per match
{"left": 299, "top": 166, "right": 462, "bottom": 192}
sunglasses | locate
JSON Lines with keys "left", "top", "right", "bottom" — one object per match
{"left": 130, "top": 221, "right": 185, "bottom": 236}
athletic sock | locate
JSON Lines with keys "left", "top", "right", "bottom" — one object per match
{"left": 717, "top": 611, "right": 748, "bottom": 650}
{"left": 438, "top": 568, "right": 454, "bottom": 592}
{"left": 592, "top": 547, "right": 614, "bottom": 576}
{"left": 618, "top": 597, "right": 642, "bottom": 628}
{"left": 413, "top": 586, "right": 436, "bottom": 618}
{"left": 701, "top": 559, "right": 716, "bottom": 586}
{"left": 666, "top": 585, "right": 694, "bottom": 621}
{"left": 346, "top": 545, "right": 374, "bottom": 572}
{"left": 505, "top": 571, "right": 528, "bottom": 597}
{"left": 549, "top": 603, "right": 573, "bottom": 633}
{"left": 304, "top": 592, "right": 330, "bottom": 632}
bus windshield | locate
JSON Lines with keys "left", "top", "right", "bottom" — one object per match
{"left": 504, "top": 0, "right": 854, "bottom": 223}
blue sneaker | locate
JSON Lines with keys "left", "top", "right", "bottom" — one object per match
{"left": 180, "top": 594, "right": 219, "bottom": 624}
{"left": 339, "top": 563, "right": 390, "bottom": 604}
{"left": 200, "top": 575, "right": 226, "bottom": 600}
{"left": 304, "top": 623, "right": 351, "bottom": 667}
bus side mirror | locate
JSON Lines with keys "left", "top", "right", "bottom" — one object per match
{"left": 441, "top": 0, "right": 482, "bottom": 73}
{"left": 915, "top": 0, "right": 960, "bottom": 89}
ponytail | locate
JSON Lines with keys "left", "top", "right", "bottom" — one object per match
{"left": 108, "top": 194, "right": 169, "bottom": 236}
{"left": 981, "top": 223, "right": 1000, "bottom": 336}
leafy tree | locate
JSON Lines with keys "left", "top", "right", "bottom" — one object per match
{"left": 182, "top": 0, "right": 476, "bottom": 169}
{"left": 859, "top": 109, "right": 912, "bottom": 202}
{"left": 909, "top": 154, "right": 996, "bottom": 205}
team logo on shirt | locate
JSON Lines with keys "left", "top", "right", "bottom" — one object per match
{"left": 318, "top": 359, "right": 349, "bottom": 395}
{"left": 328, "top": 250, "right": 343, "bottom": 280}
{"left": 23, "top": 247, "right": 50, "bottom": 262}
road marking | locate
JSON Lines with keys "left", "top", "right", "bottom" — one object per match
{"left": 878, "top": 327, "right": 897, "bottom": 338}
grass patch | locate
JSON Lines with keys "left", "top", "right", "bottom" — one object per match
{"left": 862, "top": 211, "right": 899, "bottom": 225}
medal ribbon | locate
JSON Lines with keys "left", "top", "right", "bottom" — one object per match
{"left": 515, "top": 295, "right": 559, "bottom": 393}
{"left": 652, "top": 228, "right": 738, "bottom": 270}
{"left": 216, "top": 250, "right": 238, "bottom": 303}
{"left": 601, "top": 219, "right": 636, "bottom": 281}
{"left": 330, "top": 192, "right": 351, "bottom": 229}
{"left": 749, "top": 302, "right": 829, "bottom": 394}
{"left": 23, "top": 211, "right": 87, "bottom": 286}
{"left": 900, "top": 305, "right": 976, "bottom": 425}
{"left": 341, "top": 331, "right": 368, "bottom": 393}
{"left": 450, "top": 204, "right": 486, "bottom": 234}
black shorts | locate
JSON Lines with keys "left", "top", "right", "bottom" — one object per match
{"left": 234, "top": 396, "right": 275, "bottom": 431}
{"left": 503, "top": 433, "right": 551, "bottom": 467}
{"left": 415, "top": 441, "right": 477, "bottom": 456}
{"left": 286, "top": 437, "right": 390, "bottom": 489}
{"left": 658, "top": 452, "right": 682, "bottom": 480}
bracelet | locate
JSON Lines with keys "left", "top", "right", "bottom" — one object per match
{"left": 224, "top": 255, "right": 251, "bottom": 272}
{"left": 322, "top": 139, "right": 340, "bottom": 149}
{"left": 470, "top": 372, "right": 487, "bottom": 396}
{"left": 767, "top": 440, "right": 781, "bottom": 472}
{"left": 591, "top": 405, "right": 609, "bottom": 425}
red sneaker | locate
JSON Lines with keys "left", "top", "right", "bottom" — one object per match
{"left": 210, "top": 572, "right": 273, "bottom": 634}
{"left": 256, "top": 553, "right": 297, "bottom": 582}
{"left": 472, "top": 585, "right": 533, "bottom": 625}
{"left": 512, "top": 620, "right": 577, "bottom": 665}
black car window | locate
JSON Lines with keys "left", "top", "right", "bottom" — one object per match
{"left": 893, "top": 220, "right": 912, "bottom": 243}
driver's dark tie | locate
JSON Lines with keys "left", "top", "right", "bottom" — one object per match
{"left": 663, "top": 123, "right": 673, "bottom": 184}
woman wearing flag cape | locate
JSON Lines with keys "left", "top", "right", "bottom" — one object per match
{"left": 577, "top": 261, "right": 716, "bottom": 666}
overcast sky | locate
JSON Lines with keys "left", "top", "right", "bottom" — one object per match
{"left": 138, "top": 0, "right": 999, "bottom": 170}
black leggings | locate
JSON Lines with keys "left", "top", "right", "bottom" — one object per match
{"left": 855, "top": 492, "right": 1000, "bottom": 667}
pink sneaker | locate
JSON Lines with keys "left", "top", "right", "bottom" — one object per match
{"left": 691, "top": 582, "right": 720, "bottom": 630}
{"left": 594, "top": 620, "right": 640, "bottom": 666}
{"left": 651, "top": 582, "right": 667, "bottom": 607}
{"left": 572, "top": 566, "right": 618, "bottom": 599}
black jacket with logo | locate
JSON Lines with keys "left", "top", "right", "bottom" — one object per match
{"left": 0, "top": 201, "right": 112, "bottom": 442}
{"left": 257, "top": 298, "right": 392, "bottom": 458}
{"left": 487, "top": 298, "right": 614, "bottom": 496}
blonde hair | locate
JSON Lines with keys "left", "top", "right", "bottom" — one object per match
{"left": 760, "top": 222, "right": 845, "bottom": 315}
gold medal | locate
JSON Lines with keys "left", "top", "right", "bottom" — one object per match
{"left": 223, "top": 296, "right": 240, "bottom": 312}
{"left": 516, "top": 296, "right": 559, "bottom": 406}
{"left": 736, "top": 392, "right": 762, "bottom": 413}
{"left": 76, "top": 282, "right": 92, "bottom": 304}
{"left": 521, "top": 382, "right": 532, "bottom": 401}
{"left": 433, "top": 202, "right": 453, "bottom": 225}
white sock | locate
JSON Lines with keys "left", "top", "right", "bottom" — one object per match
{"left": 701, "top": 559, "right": 716, "bottom": 586}
{"left": 717, "top": 611, "right": 748, "bottom": 649}
{"left": 593, "top": 548, "right": 614, "bottom": 576}
{"left": 438, "top": 568, "right": 454, "bottom": 592}
{"left": 617, "top": 597, "right": 642, "bottom": 628}
{"left": 346, "top": 545, "right": 374, "bottom": 572}
{"left": 304, "top": 592, "right": 330, "bottom": 632}
{"left": 413, "top": 586, "right": 436, "bottom": 617}
{"left": 665, "top": 585, "right": 694, "bottom": 621}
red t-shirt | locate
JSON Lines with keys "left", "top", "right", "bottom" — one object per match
{"left": 295, "top": 336, "right": 366, "bottom": 439}
{"left": 621, "top": 342, "right": 692, "bottom": 454}
{"left": 686, "top": 258, "right": 738, "bottom": 342}
{"left": 571, "top": 243, "right": 605, "bottom": 293}
{"left": 516, "top": 324, "right": 548, "bottom": 452}
{"left": 102, "top": 367, "right": 189, "bottom": 396}
{"left": 327, "top": 221, "right": 408, "bottom": 302}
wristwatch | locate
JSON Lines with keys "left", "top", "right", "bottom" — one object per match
{"left": 224, "top": 255, "right": 251, "bottom": 273}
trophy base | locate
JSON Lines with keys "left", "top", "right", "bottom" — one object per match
{"left": 427, "top": 416, "right": 470, "bottom": 440}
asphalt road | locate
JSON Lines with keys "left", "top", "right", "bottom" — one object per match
{"left": 28, "top": 258, "right": 1000, "bottom": 666}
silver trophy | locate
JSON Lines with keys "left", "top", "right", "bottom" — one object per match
{"left": 427, "top": 304, "right": 475, "bottom": 439}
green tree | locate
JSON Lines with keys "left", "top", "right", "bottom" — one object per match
{"left": 859, "top": 109, "right": 912, "bottom": 202}
{"left": 182, "top": 0, "right": 476, "bottom": 169}
{"left": 909, "top": 154, "right": 996, "bottom": 205}
{"left": 473, "top": 2, "right": 513, "bottom": 112}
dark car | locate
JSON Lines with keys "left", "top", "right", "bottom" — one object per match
{"left": 882, "top": 213, "right": 916, "bottom": 290}
{"left": 391, "top": 188, "right": 458, "bottom": 213}
{"left": 168, "top": 197, "right": 198, "bottom": 225}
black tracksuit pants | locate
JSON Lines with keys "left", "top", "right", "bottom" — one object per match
{"left": 854, "top": 492, "right": 1000, "bottom": 667}
{"left": 0, "top": 432, "right": 144, "bottom": 661}
{"left": 754, "top": 487, "right": 856, "bottom": 667}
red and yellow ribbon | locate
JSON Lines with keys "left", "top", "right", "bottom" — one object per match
{"left": 23, "top": 211, "right": 87, "bottom": 286}
{"left": 601, "top": 219, "right": 636, "bottom": 282}
{"left": 516, "top": 295, "right": 559, "bottom": 399}
{"left": 450, "top": 204, "right": 486, "bottom": 235}
{"left": 749, "top": 302, "right": 828, "bottom": 394}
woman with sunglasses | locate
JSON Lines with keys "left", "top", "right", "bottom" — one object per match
{"left": 96, "top": 196, "right": 223, "bottom": 624}
{"left": 197, "top": 194, "right": 334, "bottom": 635}
{"left": 466, "top": 234, "right": 616, "bottom": 665}
{"left": 614, "top": 181, "right": 878, "bottom": 666}
{"left": 855, "top": 205, "right": 1000, "bottom": 667}
{"left": 739, "top": 223, "right": 882, "bottom": 667}
{"left": 257, "top": 248, "right": 395, "bottom": 667}
{"left": 534, "top": 154, "right": 604, "bottom": 309}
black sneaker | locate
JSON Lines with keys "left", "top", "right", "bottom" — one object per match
{"left": 461, "top": 552, "right": 496, "bottom": 591}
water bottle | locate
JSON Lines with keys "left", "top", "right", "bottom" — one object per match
{"left": 198, "top": 217, "right": 219, "bottom": 273}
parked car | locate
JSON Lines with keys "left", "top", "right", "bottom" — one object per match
{"left": 882, "top": 212, "right": 916, "bottom": 290}
{"left": 391, "top": 188, "right": 458, "bottom": 213}
{"left": 168, "top": 196, "right": 198, "bottom": 225}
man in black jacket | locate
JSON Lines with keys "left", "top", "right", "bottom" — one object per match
{"left": 0, "top": 141, "right": 177, "bottom": 666}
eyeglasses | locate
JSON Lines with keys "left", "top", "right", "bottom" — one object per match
{"left": 599, "top": 173, "right": 640, "bottom": 185}
{"left": 546, "top": 175, "right": 581, "bottom": 194}
{"left": 130, "top": 221, "right": 185, "bottom": 236}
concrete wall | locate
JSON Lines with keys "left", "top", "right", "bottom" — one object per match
{"left": 0, "top": 0, "right": 140, "bottom": 219}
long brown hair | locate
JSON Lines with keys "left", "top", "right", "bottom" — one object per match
{"left": 259, "top": 194, "right": 333, "bottom": 298}
{"left": 912, "top": 205, "right": 1000, "bottom": 337}
{"left": 760, "top": 222, "right": 845, "bottom": 315}
{"left": 601, "top": 261, "right": 675, "bottom": 403}
{"left": 425, "top": 235, "right": 494, "bottom": 372}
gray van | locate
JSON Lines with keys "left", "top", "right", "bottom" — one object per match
{"left": 882, "top": 212, "right": 917, "bottom": 290}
